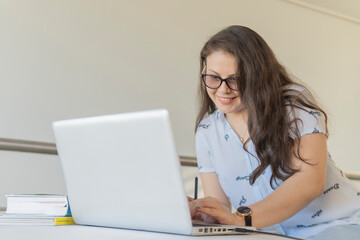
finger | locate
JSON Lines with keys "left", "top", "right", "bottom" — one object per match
{"left": 197, "top": 206, "right": 221, "bottom": 219}
{"left": 193, "top": 212, "right": 203, "bottom": 220}
{"left": 197, "top": 206, "right": 215, "bottom": 215}
{"left": 200, "top": 213, "right": 219, "bottom": 224}
{"left": 187, "top": 196, "right": 194, "bottom": 201}
{"left": 197, "top": 207, "right": 229, "bottom": 224}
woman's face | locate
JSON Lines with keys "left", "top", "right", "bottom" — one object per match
{"left": 205, "top": 51, "right": 242, "bottom": 115}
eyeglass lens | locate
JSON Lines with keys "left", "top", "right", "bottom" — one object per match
{"left": 202, "top": 75, "right": 238, "bottom": 90}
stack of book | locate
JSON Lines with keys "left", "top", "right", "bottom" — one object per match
{"left": 0, "top": 194, "right": 74, "bottom": 225}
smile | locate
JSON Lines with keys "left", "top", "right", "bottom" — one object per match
{"left": 218, "top": 96, "right": 236, "bottom": 105}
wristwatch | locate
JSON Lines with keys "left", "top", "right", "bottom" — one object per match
{"left": 235, "top": 206, "right": 252, "bottom": 226}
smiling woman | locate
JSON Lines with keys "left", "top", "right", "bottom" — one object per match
{"left": 203, "top": 51, "right": 242, "bottom": 114}
{"left": 189, "top": 25, "right": 360, "bottom": 240}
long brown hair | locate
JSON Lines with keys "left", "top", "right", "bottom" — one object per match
{"left": 196, "top": 25, "right": 328, "bottom": 188}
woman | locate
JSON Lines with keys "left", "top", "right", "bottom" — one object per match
{"left": 190, "top": 25, "right": 360, "bottom": 239}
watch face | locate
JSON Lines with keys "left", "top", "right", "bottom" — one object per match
{"left": 237, "top": 206, "right": 251, "bottom": 214}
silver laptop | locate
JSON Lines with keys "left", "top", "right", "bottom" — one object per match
{"left": 52, "top": 109, "right": 254, "bottom": 235}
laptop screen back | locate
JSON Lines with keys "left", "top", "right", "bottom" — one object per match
{"left": 53, "top": 109, "right": 193, "bottom": 234}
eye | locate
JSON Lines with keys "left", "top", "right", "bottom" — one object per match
{"left": 209, "top": 75, "right": 219, "bottom": 80}
{"left": 206, "top": 75, "right": 220, "bottom": 82}
{"left": 227, "top": 77, "right": 236, "bottom": 82}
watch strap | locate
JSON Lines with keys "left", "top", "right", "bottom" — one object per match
{"left": 244, "top": 215, "right": 252, "bottom": 226}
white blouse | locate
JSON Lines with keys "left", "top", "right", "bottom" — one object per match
{"left": 196, "top": 108, "right": 360, "bottom": 239}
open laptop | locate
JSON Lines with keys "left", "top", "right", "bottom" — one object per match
{"left": 52, "top": 109, "right": 255, "bottom": 235}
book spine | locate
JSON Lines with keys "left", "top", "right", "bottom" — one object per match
{"left": 54, "top": 217, "right": 75, "bottom": 225}
{"left": 65, "top": 196, "right": 72, "bottom": 217}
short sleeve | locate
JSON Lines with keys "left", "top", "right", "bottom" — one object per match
{"left": 289, "top": 106, "right": 327, "bottom": 139}
{"left": 196, "top": 125, "right": 215, "bottom": 173}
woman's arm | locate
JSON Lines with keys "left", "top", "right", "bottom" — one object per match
{"left": 188, "top": 172, "right": 232, "bottom": 222}
{"left": 190, "top": 172, "right": 234, "bottom": 223}
{"left": 200, "top": 172, "right": 232, "bottom": 211}
{"left": 195, "top": 133, "right": 328, "bottom": 228}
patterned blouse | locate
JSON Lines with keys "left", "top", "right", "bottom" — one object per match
{"left": 196, "top": 108, "right": 360, "bottom": 239}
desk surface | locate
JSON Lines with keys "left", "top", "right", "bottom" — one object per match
{"left": 0, "top": 225, "right": 284, "bottom": 240}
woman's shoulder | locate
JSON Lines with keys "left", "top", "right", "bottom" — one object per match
{"left": 284, "top": 83, "right": 323, "bottom": 116}
{"left": 284, "top": 83, "right": 312, "bottom": 98}
{"left": 284, "top": 83, "right": 323, "bottom": 109}
{"left": 284, "top": 84, "right": 328, "bottom": 138}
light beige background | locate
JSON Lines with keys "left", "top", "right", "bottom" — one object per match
{"left": 0, "top": 0, "right": 359, "bottom": 207}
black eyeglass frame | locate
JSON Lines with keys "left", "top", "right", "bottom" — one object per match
{"left": 201, "top": 74, "right": 240, "bottom": 91}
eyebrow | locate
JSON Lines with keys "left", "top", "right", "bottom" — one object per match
{"left": 208, "top": 69, "right": 236, "bottom": 77}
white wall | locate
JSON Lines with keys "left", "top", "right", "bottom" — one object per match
{"left": 0, "top": 0, "right": 359, "bottom": 207}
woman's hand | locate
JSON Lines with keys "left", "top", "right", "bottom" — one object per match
{"left": 188, "top": 196, "right": 218, "bottom": 223}
{"left": 193, "top": 197, "right": 243, "bottom": 226}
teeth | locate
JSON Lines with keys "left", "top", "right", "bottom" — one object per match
{"left": 219, "top": 97, "right": 233, "bottom": 101}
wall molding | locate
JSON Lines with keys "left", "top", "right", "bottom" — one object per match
{"left": 282, "top": 0, "right": 360, "bottom": 25}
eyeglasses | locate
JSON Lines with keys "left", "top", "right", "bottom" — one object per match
{"left": 201, "top": 74, "right": 239, "bottom": 91}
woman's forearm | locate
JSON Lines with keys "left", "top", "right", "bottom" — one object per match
{"left": 248, "top": 171, "right": 325, "bottom": 229}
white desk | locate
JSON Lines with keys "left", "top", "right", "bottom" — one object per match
{"left": 0, "top": 225, "right": 284, "bottom": 240}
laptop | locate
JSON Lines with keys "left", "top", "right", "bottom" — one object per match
{"left": 52, "top": 109, "right": 255, "bottom": 235}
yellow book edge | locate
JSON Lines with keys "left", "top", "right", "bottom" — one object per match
{"left": 54, "top": 217, "right": 75, "bottom": 225}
